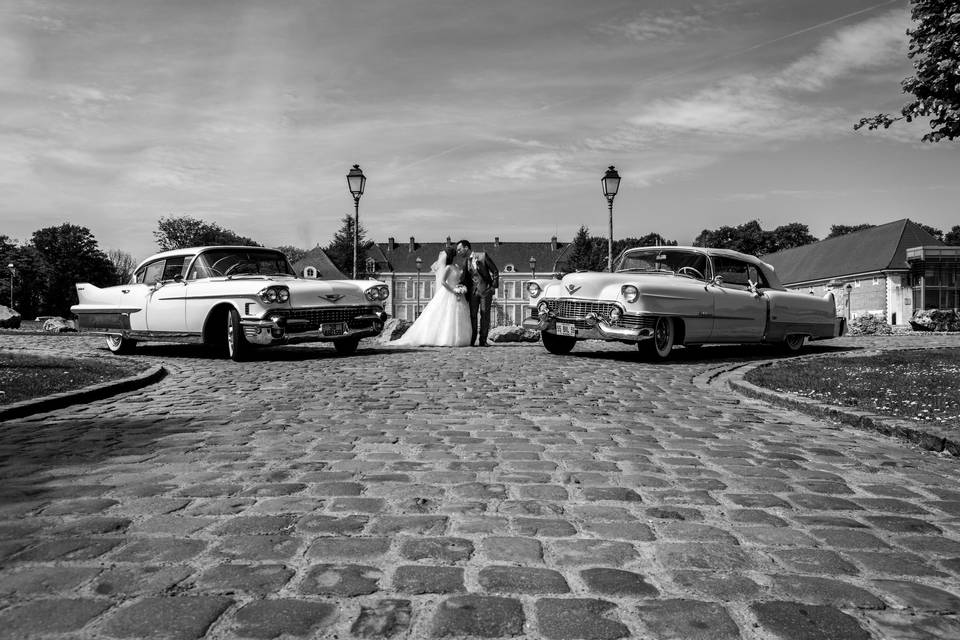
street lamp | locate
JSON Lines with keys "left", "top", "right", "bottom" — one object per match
{"left": 415, "top": 256, "right": 423, "bottom": 318}
{"left": 6, "top": 263, "right": 13, "bottom": 309}
{"left": 346, "top": 164, "right": 366, "bottom": 279}
{"left": 601, "top": 165, "right": 621, "bottom": 271}
{"left": 529, "top": 256, "right": 537, "bottom": 280}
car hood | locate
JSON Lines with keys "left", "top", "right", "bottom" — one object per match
{"left": 199, "top": 276, "right": 375, "bottom": 306}
{"left": 545, "top": 271, "right": 682, "bottom": 299}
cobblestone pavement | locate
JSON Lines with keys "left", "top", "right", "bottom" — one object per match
{"left": 1, "top": 333, "right": 959, "bottom": 639}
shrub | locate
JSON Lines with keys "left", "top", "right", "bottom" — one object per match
{"left": 847, "top": 313, "right": 893, "bottom": 335}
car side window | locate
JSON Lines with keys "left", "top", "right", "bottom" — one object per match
{"left": 141, "top": 260, "right": 165, "bottom": 285}
{"left": 713, "top": 257, "right": 753, "bottom": 289}
{"left": 161, "top": 256, "right": 189, "bottom": 281}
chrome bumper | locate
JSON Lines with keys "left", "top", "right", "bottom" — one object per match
{"left": 241, "top": 311, "right": 389, "bottom": 346}
{"left": 523, "top": 313, "right": 652, "bottom": 342}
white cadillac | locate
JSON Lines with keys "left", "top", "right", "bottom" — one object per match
{"left": 524, "top": 246, "right": 845, "bottom": 359}
{"left": 71, "top": 246, "right": 389, "bottom": 360}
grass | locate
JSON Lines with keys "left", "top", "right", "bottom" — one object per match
{"left": 0, "top": 351, "right": 147, "bottom": 405}
{"left": 746, "top": 348, "right": 960, "bottom": 427}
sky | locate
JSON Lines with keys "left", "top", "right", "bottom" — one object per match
{"left": 1, "top": 0, "right": 957, "bottom": 263}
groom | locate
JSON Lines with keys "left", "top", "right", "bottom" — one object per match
{"left": 456, "top": 239, "right": 500, "bottom": 347}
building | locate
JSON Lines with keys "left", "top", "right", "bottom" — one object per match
{"left": 762, "top": 219, "right": 958, "bottom": 325}
{"left": 289, "top": 246, "right": 347, "bottom": 280}
{"left": 370, "top": 236, "right": 571, "bottom": 324}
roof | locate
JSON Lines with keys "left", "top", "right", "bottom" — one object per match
{"left": 134, "top": 245, "right": 282, "bottom": 270}
{"left": 376, "top": 238, "right": 572, "bottom": 274}
{"left": 289, "top": 246, "right": 346, "bottom": 279}
{"left": 762, "top": 219, "right": 945, "bottom": 285}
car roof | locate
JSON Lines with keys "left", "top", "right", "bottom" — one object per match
{"left": 135, "top": 246, "right": 285, "bottom": 270}
{"left": 618, "top": 245, "right": 784, "bottom": 289}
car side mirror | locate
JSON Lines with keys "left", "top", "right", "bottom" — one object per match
{"left": 710, "top": 275, "right": 723, "bottom": 287}
{"left": 173, "top": 274, "right": 184, "bottom": 283}
{"left": 748, "top": 279, "right": 762, "bottom": 296}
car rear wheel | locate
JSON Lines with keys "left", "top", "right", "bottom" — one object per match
{"left": 541, "top": 331, "right": 576, "bottom": 355}
{"left": 640, "top": 316, "right": 675, "bottom": 360}
{"left": 333, "top": 337, "right": 360, "bottom": 355}
{"left": 782, "top": 334, "right": 806, "bottom": 354}
{"left": 105, "top": 335, "right": 137, "bottom": 355}
{"left": 226, "top": 308, "right": 249, "bottom": 361}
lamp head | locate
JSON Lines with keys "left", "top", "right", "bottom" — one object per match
{"left": 347, "top": 164, "right": 366, "bottom": 198}
{"left": 601, "top": 165, "right": 620, "bottom": 199}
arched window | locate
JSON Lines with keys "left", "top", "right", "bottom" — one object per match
{"left": 303, "top": 266, "right": 317, "bottom": 279}
{"left": 504, "top": 264, "right": 515, "bottom": 273}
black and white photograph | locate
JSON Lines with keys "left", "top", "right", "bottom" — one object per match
{"left": 1, "top": 1, "right": 959, "bottom": 638}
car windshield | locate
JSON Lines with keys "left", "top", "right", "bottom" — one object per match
{"left": 189, "top": 249, "right": 296, "bottom": 279}
{"left": 616, "top": 249, "right": 708, "bottom": 278}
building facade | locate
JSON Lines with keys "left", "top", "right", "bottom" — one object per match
{"left": 369, "top": 236, "right": 571, "bottom": 325}
{"left": 762, "top": 219, "right": 957, "bottom": 325}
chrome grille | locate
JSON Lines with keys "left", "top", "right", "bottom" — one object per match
{"left": 272, "top": 306, "right": 380, "bottom": 330}
{"left": 542, "top": 299, "right": 656, "bottom": 331}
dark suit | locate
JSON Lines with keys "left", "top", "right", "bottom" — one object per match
{"left": 460, "top": 251, "right": 499, "bottom": 345}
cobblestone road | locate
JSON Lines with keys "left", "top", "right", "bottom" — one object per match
{"left": 1, "top": 333, "right": 959, "bottom": 639}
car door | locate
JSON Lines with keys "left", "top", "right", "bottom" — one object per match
{"left": 708, "top": 257, "right": 766, "bottom": 342}
{"left": 144, "top": 256, "right": 190, "bottom": 332}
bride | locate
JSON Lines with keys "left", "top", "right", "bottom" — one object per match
{"left": 395, "top": 247, "right": 472, "bottom": 347}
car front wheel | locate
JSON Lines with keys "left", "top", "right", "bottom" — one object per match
{"left": 640, "top": 316, "right": 675, "bottom": 360}
{"left": 226, "top": 308, "right": 249, "bottom": 361}
{"left": 105, "top": 335, "right": 137, "bottom": 355}
{"left": 541, "top": 331, "right": 576, "bottom": 355}
{"left": 333, "top": 337, "right": 360, "bottom": 355}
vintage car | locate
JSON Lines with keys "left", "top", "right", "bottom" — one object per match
{"left": 524, "top": 246, "right": 845, "bottom": 359}
{"left": 71, "top": 246, "right": 389, "bottom": 360}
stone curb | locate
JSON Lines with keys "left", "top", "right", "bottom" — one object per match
{"left": 726, "top": 356, "right": 959, "bottom": 457}
{"left": 0, "top": 364, "right": 166, "bottom": 422}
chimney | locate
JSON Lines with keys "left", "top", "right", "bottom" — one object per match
{"left": 551, "top": 236, "right": 558, "bottom": 251}
{"left": 388, "top": 237, "right": 395, "bottom": 251}
{"left": 494, "top": 236, "right": 500, "bottom": 247}
{"left": 409, "top": 237, "right": 415, "bottom": 252}
{"left": 446, "top": 236, "right": 452, "bottom": 247}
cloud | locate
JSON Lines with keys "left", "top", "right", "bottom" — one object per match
{"left": 775, "top": 9, "right": 908, "bottom": 91}
{"left": 626, "top": 9, "right": 908, "bottom": 142}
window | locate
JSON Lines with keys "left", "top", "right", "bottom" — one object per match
{"left": 304, "top": 266, "right": 317, "bottom": 278}
{"left": 395, "top": 281, "right": 406, "bottom": 300}
{"left": 712, "top": 257, "right": 766, "bottom": 289}
{"left": 137, "top": 261, "right": 164, "bottom": 285}
{"left": 504, "top": 264, "right": 515, "bottom": 273}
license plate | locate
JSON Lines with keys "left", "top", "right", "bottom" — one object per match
{"left": 555, "top": 322, "right": 576, "bottom": 337}
{"left": 321, "top": 322, "right": 346, "bottom": 337}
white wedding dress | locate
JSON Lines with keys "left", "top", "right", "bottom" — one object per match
{"left": 395, "top": 252, "right": 472, "bottom": 347}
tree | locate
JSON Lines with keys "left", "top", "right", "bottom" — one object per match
{"left": 827, "top": 224, "right": 875, "bottom": 238}
{"left": 855, "top": 0, "right": 960, "bottom": 142}
{"left": 107, "top": 249, "right": 137, "bottom": 285}
{"left": 31, "top": 224, "right": 117, "bottom": 316}
{"left": 944, "top": 225, "right": 960, "bottom": 246}
{"left": 154, "top": 216, "right": 260, "bottom": 250}
{"left": 917, "top": 223, "right": 944, "bottom": 241}
{"left": 324, "top": 215, "right": 374, "bottom": 278}
{"left": 564, "top": 226, "right": 603, "bottom": 272}
{"left": 275, "top": 245, "right": 307, "bottom": 264}
{"left": 694, "top": 220, "right": 817, "bottom": 255}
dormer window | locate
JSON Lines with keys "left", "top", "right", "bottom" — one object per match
{"left": 504, "top": 264, "right": 515, "bottom": 273}
{"left": 303, "top": 266, "right": 317, "bottom": 279}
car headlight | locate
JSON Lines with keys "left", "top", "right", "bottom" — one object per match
{"left": 258, "top": 286, "right": 290, "bottom": 304}
{"left": 527, "top": 282, "right": 542, "bottom": 298}
{"left": 621, "top": 285, "right": 639, "bottom": 303}
{"left": 366, "top": 286, "right": 389, "bottom": 301}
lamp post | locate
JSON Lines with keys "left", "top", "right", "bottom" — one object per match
{"left": 601, "top": 165, "right": 621, "bottom": 272}
{"left": 529, "top": 256, "right": 537, "bottom": 280}
{"left": 6, "top": 263, "right": 13, "bottom": 309}
{"left": 346, "top": 164, "right": 366, "bottom": 279}
{"left": 415, "top": 256, "right": 423, "bottom": 318}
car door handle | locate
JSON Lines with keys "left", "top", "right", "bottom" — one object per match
{"left": 121, "top": 289, "right": 130, "bottom": 294}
